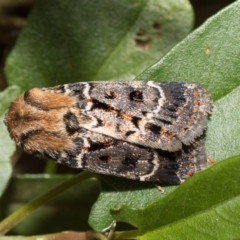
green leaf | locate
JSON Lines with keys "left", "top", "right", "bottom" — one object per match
{"left": 0, "top": 86, "right": 21, "bottom": 116}
{"left": 0, "top": 86, "right": 21, "bottom": 197}
{"left": 89, "top": 176, "right": 177, "bottom": 232}
{"left": 206, "top": 85, "right": 240, "bottom": 161}
{"left": 112, "top": 156, "right": 240, "bottom": 239}
{"left": 0, "top": 175, "right": 100, "bottom": 235}
{"left": 5, "top": 0, "right": 193, "bottom": 91}
{"left": 143, "top": 194, "right": 240, "bottom": 239}
{"left": 138, "top": 0, "right": 240, "bottom": 101}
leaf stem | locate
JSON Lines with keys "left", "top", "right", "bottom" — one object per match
{"left": 0, "top": 171, "right": 98, "bottom": 235}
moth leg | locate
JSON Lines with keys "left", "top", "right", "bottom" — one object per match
{"left": 153, "top": 183, "right": 165, "bottom": 193}
{"left": 207, "top": 158, "right": 216, "bottom": 165}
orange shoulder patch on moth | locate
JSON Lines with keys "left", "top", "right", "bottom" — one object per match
{"left": 25, "top": 88, "right": 75, "bottom": 110}
{"left": 5, "top": 88, "right": 77, "bottom": 153}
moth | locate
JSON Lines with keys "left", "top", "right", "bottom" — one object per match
{"left": 4, "top": 81, "right": 212, "bottom": 184}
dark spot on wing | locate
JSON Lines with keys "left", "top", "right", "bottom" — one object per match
{"left": 125, "top": 131, "right": 136, "bottom": 137}
{"left": 98, "top": 155, "right": 112, "bottom": 163}
{"left": 122, "top": 154, "right": 140, "bottom": 169}
{"left": 63, "top": 112, "right": 80, "bottom": 134}
{"left": 129, "top": 90, "right": 143, "bottom": 103}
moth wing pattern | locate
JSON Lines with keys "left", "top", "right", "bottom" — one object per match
{"left": 4, "top": 81, "right": 212, "bottom": 184}
{"left": 52, "top": 129, "right": 207, "bottom": 184}
{"left": 51, "top": 81, "right": 212, "bottom": 151}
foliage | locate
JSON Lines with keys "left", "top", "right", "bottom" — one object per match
{"left": 1, "top": 0, "right": 240, "bottom": 239}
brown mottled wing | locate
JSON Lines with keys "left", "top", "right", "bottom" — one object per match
{"left": 51, "top": 129, "right": 207, "bottom": 184}
{"left": 51, "top": 81, "right": 212, "bottom": 152}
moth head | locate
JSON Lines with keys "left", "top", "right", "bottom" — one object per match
{"left": 4, "top": 94, "right": 32, "bottom": 148}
